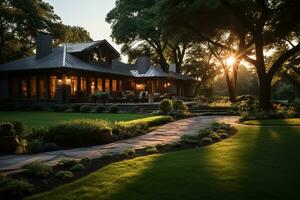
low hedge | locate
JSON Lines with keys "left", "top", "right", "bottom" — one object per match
{"left": 44, "top": 120, "right": 113, "bottom": 147}
{"left": 38, "top": 116, "right": 173, "bottom": 148}
{"left": 124, "top": 116, "right": 173, "bottom": 126}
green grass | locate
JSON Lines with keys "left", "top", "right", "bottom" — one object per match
{"left": 243, "top": 118, "right": 300, "bottom": 126}
{"left": 26, "top": 123, "right": 300, "bottom": 200}
{"left": 0, "top": 112, "right": 149, "bottom": 130}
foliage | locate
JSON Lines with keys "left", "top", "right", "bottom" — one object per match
{"left": 0, "top": 122, "right": 19, "bottom": 153}
{"left": 181, "top": 135, "right": 199, "bottom": 145}
{"left": 0, "top": 120, "right": 26, "bottom": 138}
{"left": 160, "top": 99, "right": 173, "bottom": 114}
{"left": 0, "top": 177, "right": 34, "bottom": 198}
{"left": 160, "top": 0, "right": 300, "bottom": 110}
{"left": 23, "top": 161, "right": 53, "bottom": 178}
{"left": 123, "top": 148, "right": 136, "bottom": 157}
{"left": 109, "top": 105, "right": 119, "bottom": 113}
{"left": 28, "top": 139, "right": 43, "bottom": 154}
{"left": 114, "top": 121, "right": 148, "bottom": 139}
{"left": 200, "top": 137, "right": 213, "bottom": 145}
{"left": 125, "top": 116, "right": 173, "bottom": 127}
{"left": 145, "top": 146, "right": 158, "bottom": 154}
{"left": 28, "top": 127, "right": 48, "bottom": 141}
{"left": 55, "top": 171, "right": 74, "bottom": 180}
{"left": 95, "top": 105, "right": 106, "bottom": 113}
{"left": 80, "top": 105, "right": 91, "bottom": 113}
{"left": 95, "top": 91, "right": 110, "bottom": 103}
{"left": 59, "top": 159, "right": 80, "bottom": 168}
{"left": 173, "top": 100, "right": 188, "bottom": 112}
{"left": 71, "top": 104, "right": 81, "bottom": 113}
{"left": 70, "top": 164, "right": 85, "bottom": 171}
{"left": 43, "top": 143, "right": 58, "bottom": 152}
{"left": 45, "top": 120, "right": 113, "bottom": 147}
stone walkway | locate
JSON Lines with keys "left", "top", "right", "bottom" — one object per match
{"left": 0, "top": 116, "right": 239, "bottom": 174}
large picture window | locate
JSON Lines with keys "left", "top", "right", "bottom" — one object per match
{"left": 29, "top": 77, "right": 37, "bottom": 97}
{"left": 112, "top": 80, "right": 117, "bottom": 92}
{"left": 105, "top": 79, "right": 110, "bottom": 91}
{"left": 97, "top": 78, "right": 103, "bottom": 91}
{"left": 39, "top": 76, "right": 47, "bottom": 99}
{"left": 50, "top": 76, "right": 57, "bottom": 98}
{"left": 21, "top": 78, "right": 27, "bottom": 98}
{"left": 90, "top": 78, "right": 95, "bottom": 94}
{"left": 71, "top": 76, "right": 77, "bottom": 96}
{"left": 80, "top": 77, "right": 86, "bottom": 91}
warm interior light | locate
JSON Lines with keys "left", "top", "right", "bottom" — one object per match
{"left": 225, "top": 56, "right": 236, "bottom": 65}
{"left": 65, "top": 78, "right": 71, "bottom": 85}
{"left": 57, "top": 79, "right": 62, "bottom": 84}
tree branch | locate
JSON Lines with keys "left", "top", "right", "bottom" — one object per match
{"left": 267, "top": 42, "right": 300, "bottom": 78}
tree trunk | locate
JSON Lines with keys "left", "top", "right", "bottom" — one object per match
{"left": 224, "top": 70, "right": 237, "bottom": 103}
{"left": 258, "top": 79, "right": 272, "bottom": 111}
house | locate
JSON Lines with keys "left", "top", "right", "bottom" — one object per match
{"left": 0, "top": 32, "right": 194, "bottom": 106}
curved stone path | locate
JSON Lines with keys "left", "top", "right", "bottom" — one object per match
{"left": 0, "top": 116, "right": 239, "bottom": 174}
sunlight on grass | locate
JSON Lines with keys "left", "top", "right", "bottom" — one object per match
{"left": 26, "top": 125, "right": 300, "bottom": 200}
{"left": 243, "top": 118, "right": 300, "bottom": 126}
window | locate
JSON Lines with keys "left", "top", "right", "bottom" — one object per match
{"left": 71, "top": 76, "right": 77, "bottom": 96}
{"left": 50, "top": 76, "right": 57, "bottom": 98}
{"left": 39, "top": 76, "right": 47, "bottom": 99}
{"left": 105, "top": 79, "right": 110, "bottom": 91}
{"left": 119, "top": 80, "right": 123, "bottom": 91}
{"left": 90, "top": 78, "right": 95, "bottom": 94}
{"left": 21, "top": 79, "right": 27, "bottom": 98}
{"left": 29, "top": 77, "right": 37, "bottom": 97}
{"left": 112, "top": 80, "right": 117, "bottom": 92}
{"left": 97, "top": 78, "right": 103, "bottom": 91}
{"left": 80, "top": 77, "right": 86, "bottom": 91}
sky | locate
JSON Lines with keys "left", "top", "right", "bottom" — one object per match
{"left": 44, "top": 0, "right": 123, "bottom": 58}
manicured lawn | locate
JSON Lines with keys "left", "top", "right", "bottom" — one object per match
{"left": 243, "top": 118, "right": 300, "bottom": 126}
{"left": 26, "top": 123, "right": 300, "bottom": 200}
{"left": 0, "top": 112, "right": 149, "bottom": 130}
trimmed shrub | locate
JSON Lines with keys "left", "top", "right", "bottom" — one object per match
{"left": 0, "top": 177, "right": 34, "bottom": 198}
{"left": 201, "top": 137, "right": 213, "bottom": 145}
{"left": 43, "top": 143, "right": 58, "bottom": 152}
{"left": 123, "top": 148, "right": 136, "bottom": 157}
{"left": 0, "top": 120, "right": 26, "bottom": 139}
{"left": 59, "top": 159, "right": 80, "bottom": 167}
{"left": 22, "top": 161, "right": 53, "bottom": 178}
{"left": 80, "top": 105, "right": 91, "bottom": 113}
{"left": 55, "top": 171, "right": 74, "bottom": 180}
{"left": 160, "top": 99, "right": 173, "bottom": 114}
{"left": 109, "top": 105, "right": 119, "bottom": 113}
{"left": 173, "top": 100, "right": 188, "bottom": 112}
{"left": 45, "top": 120, "right": 113, "bottom": 147}
{"left": 71, "top": 104, "right": 81, "bottom": 112}
{"left": 209, "top": 133, "right": 221, "bottom": 142}
{"left": 181, "top": 135, "right": 199, "bottom": 144}
{"left": 145, "top": 146, "right": 158, "bottom": 154}
{"left": 95, "top": 105, "right": 106, "bottom": 113}
{"left": 70, "top": 163, "right": 85, "bottom": 171}
{"left": 28, "top": 139, "right": 43, "bottom": 154}
{"left": 0, "top": 122, "right": 19, "bottom": 153}
{"left": 114, "top": 121, "right": 148, "bottom": 139}
{"left": 101, "top": 154, "right": 112, "bottom": 160}
{"left": 125, "top": 116, "right": 173, "bottom": 127}
{"left": 218, "top": 132, "right": 229, "bottom": 139}
{"left": 80, "top": 157, "right": 91, "bottom": 164}
{"left": 27, "top": 127, "right": 48, "bottom": 141}
{"left": 53, "top": 104, "right": 61, "bottom": 112}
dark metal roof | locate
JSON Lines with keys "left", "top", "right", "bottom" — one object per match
{"left": 0, "top": 41, "right": 191, "bottom": 81}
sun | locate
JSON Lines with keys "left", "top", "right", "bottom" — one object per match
{"left": 225, "top": 56, "right": 236, "bottom": 65}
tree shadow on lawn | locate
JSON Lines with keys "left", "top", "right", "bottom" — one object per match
{"left": 107, "top": 125, "right": 300, "bottom": 200}
{"left": 27, "top": 124, "right": 300, "bottom": 200}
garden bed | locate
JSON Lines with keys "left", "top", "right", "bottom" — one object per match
{"left": 1, "top": 122, "right": 236, "bottom": 200}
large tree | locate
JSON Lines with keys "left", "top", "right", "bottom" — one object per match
{"left": 160, "top": 0, "right": 300, "bottom": 110}
{"left": 0, "top": 0, "right": 92, "bottom": 64}
{"left": 106, "top": 0, "right": 190, "bottom": 72}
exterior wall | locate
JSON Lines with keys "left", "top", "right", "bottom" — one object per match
{"left": 0, "top": 69, "right": 194, "bottom": 106}
{"left": 0, "top": 78, "right": 9, "bottom": 98}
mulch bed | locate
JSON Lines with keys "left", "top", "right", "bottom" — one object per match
{"left": 3, "top": 127, "right": 237, "bottom": 200}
